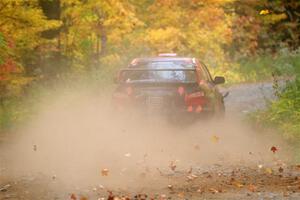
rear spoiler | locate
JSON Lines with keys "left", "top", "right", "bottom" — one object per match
{"left": 115, "top": 68, "right": 196, "bottom": 84}
{"left": 120, "top": 68, "right": 196, "bottom": 72}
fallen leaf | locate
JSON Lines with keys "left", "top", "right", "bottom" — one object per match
{"left": 265, "top": 168, "right": 273, "bottom": 174}
{"left": 196, "top": 188, "right": 204, "bottom": 193}
{"left": 187, "top": 174, "right": 198, "bottom": 181}
{"left": 271, "top": 146, "right": 278, "bottom": 153}
{"left": 283, "top": 191, "right": 290, "bottom": 197}
{"left": 233, "top": 181, "right": 244, "bottom": 188}
{"left": 177, "top": 192, "right": 184, "bottom": 198}
{"left": 169, "top": 161, "right": 177, "bottom": 171}
{"left": 80, "top": 196, "right": 88, "bottom": 200}
{"left": 279, "top": 167, "right": 284, "bottom": 173}
{"left": 107, "top": 191, "right": 114, "bottom": 200}
{"left": 101, "top": 168, "right": 109, "bottom": 176}
{"left": 134, "top": 194, "right": 147, "bottom": 200}
{"left": 211, "top": 135, "right": 220, "bottom": 143}
{"left": 98, "top": 184, "right": 104, "bottom": 190}
{"left": 248, "top": 184, "right": 257, "bottom": 192}
{"left": 70, "top": 194, "right": 77, "bottom": 200}
{"left": 208, "top": 188, "right": 219, "bottom": 194}
{"left": 260, "top": 9, "right": 270, "bottom": 15}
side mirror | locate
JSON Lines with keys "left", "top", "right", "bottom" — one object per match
{"left": 214, "top": 76, "right": 225, "bottom": 85}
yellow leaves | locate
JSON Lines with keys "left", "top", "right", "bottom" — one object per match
{"left": 211, "top": 135, "right": 220, "bottom": 143}
{"left": 43, "top": 20, "right": 62, "bottom": 31}
{"left": 259, "top": 9, "right": 287, "bottom": 24}
{"left": 260, "top": 9, "right": 270, "bottom": 15}
{"left": 145, "top": 27, "right": 185, "bottom": 53}
{"left": 265, "top": 168, "right": 273, "bottom": 175}
{"left": 233, "top": 181, "right": 244, "bottom": 188}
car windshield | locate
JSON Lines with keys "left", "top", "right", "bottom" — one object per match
{"left": 132, "top": 60, "right": 194, "bottom": 68}
{"left": 120, "top": 70, "right": 196, "bottom": 83}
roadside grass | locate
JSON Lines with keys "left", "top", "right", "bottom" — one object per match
{"left": 214, "top": 49, "right": 300, "bottom": 85}
{"left": 248, "top": 50, "right": 300, "bottom": 162}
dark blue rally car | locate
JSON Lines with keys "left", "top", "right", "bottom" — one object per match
{"left": 112, "top": 54, "right": 225, "bottom": 120}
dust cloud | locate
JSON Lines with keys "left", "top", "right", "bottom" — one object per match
{"left": 2, "top": 86, "right": 289, "bottom": 192}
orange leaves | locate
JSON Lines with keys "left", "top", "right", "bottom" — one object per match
{"left": 211, "top": 135, "right": 220, "bottom": 143}
{"left": 233, "top": 181, "right": 244, "bottom": 188}
{"left": 70, "top": 194, "right": 88, "bottom": 200}
{"left": 248, "top": 184, "right": 257, "bottom": 192}
{"left": 101, "top": 168, "right": 109, "bottom": 176}
{"left": 70, "top": 194, "right": 77, "bottom": 200}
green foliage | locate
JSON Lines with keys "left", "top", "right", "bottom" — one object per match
{"left": 0, "top": 32, "right": 7, "bottom": 65}
{"left": 249, "top": 50, "right": 300, "bottom": 160}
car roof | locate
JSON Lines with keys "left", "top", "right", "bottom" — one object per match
{"left": 129, "top": 57, "right": 197, "bottom": 67}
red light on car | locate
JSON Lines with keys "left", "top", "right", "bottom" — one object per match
{"left": 185, "top": 91, "right": 207, "bottom": 107}
{"left": 177, "top": 86, "right": 185, "bottom": 96}
{"left": 187, "top": 105, "right": 193, "bottom": 112}
{"left": 126, "top": 86, "right": 133, "bottom": 95}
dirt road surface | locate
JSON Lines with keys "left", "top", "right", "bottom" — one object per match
{"left": 1, "top": 82, "right": 300, "bottom": 200}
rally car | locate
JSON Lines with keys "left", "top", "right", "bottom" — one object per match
{"left": 112, "top": 54, "right": 225, "bottom": 120}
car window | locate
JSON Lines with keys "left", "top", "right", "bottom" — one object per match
{"left": 199, "top": 62, "right": 213, "bottom": 82}
{"left": 195, "top": 60, "right": 209, "bottom": 82}
{"left": 131, "top": 61, "right": 194, "bottom": 69}
{"left": 120, "top": 70, "right": 196, "bottom": 82}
